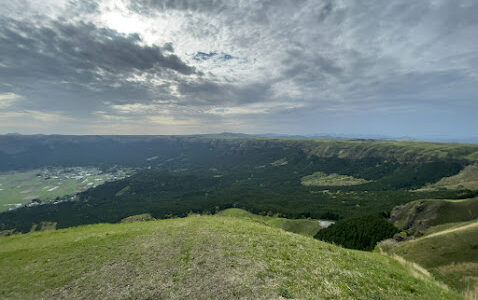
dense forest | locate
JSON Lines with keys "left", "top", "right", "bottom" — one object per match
{"left": 314, "top": 214, "right": 400, "bottom": 250}
{"left": 0, "top": 135, "right": 477, "bottom": 233}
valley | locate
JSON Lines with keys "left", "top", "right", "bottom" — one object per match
{"left": 1, "top": 135, "right": 474, "bottom": 233}
{"left": 2, "top": 2, "right": 476, "bottom": 298}
{"left": 0, "top": 135, "right": 477, "bottom": 299}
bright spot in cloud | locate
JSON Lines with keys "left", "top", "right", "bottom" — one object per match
{"left": 0, "top": 93, "right": 22, "bottom": 109}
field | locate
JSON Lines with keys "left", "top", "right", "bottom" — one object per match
{"left": 301, "top": 171, "right": 371, "bottom": 186}
{"left": 0, "top": 168, "right": 131, "bottom": 212}
{"left": 0, "top": 214, "right": 461, "bottom": 299}
{"left": 387, "top": 219, "right": 478, "bottom": 298}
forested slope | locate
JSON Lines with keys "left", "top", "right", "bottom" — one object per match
{"left": 1, "top": 135, "right": 477, "bottom": 233}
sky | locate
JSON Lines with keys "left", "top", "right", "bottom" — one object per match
{"left": 0, "top": 0, "right": 477, "bottom": 139}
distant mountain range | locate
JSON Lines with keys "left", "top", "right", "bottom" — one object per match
{"left": 4, "top": 132, "right": 478, "bottom": 144}
{"left": 213, "top": 132, "right": 478, "bottom": 144}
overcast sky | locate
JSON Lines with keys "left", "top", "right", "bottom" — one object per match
{"left": 0, "top": 0, "right": 477, "bottom": 138}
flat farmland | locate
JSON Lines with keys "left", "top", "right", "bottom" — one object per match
{"left": 0, "top": 167, "right": 131, "bottom": 212}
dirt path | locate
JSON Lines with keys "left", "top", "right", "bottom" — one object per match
{"left": 418, "top": 222, "right": 478, "bottom": 240}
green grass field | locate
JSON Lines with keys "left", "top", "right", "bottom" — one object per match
{"left": 0, "top": 169, "right": 114, "bottom": 212}
{"left": 0, "top": 215, "right": 461, "bottom": 299}
{"left": 301, "top": 171, "right": 371, "bottom": 187}
{"left": 388, "top": 219, "right": 478, "bottom": 298}
{"left": 216, "top": 208, "right": 325, "bottom": 236}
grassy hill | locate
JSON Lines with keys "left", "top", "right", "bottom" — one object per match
{"left": 216, "top": 208, "right": 324, "bottom": 237}
{"left": 391, "top": 197, "right": 478, "bottom": 234}
{"left": 385, "top": 220, "right": 478, "bottom": 299}
{"left": 419, "top": 164, "right": 478, "bottom": 191}
{"left": 299, "top": 138, "right": 478, "bottom": 163}
{"left": 0, "top": 215, "right": 461, "bottom": 299}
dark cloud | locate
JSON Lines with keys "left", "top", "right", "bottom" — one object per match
{"left": 0, "top": 16, "right": 197, "bottom": 113}
{"left": 0, "top": 18, "right": 195, "bottom": 78}
{"left": 177, "top": 80, "right": 272, "bottom": 106}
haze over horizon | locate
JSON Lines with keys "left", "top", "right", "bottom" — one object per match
{"left": 1, "top": 1, "right": 477, "bottom": 139}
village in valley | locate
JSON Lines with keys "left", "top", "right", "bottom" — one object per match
{"left": 0, "top": 166, "right": 134, "bottom": 211}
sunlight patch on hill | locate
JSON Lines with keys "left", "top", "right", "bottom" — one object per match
{"left": 270, "top": 158, "right": 288, "bottom": 166}
{"left": 418, "top": 164, "right": 478, "bottom": 191}
{"left": 301, "top": 171, "right": 371, "bottom": 187}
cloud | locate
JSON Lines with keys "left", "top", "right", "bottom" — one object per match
{"left": 0, "top": 110, "right": 72, "bottom": 123}
{"left": 0, "top": 0, "right": 477, "bottom": 137}
{"left": 207, "top": 101, "right": 305, "bottom": 116}
{"left": 0, "top": 18, "right": 196, "bottom": 78}
{"left": 0, "top": 15, "right": 196, "bottom": 115}
{"left": 0, "top": 93, "right": 22, "bottom": 109}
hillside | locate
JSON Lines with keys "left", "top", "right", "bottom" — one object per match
{"left": 2, "top": 135, "right": 475, "bottom": 234}
{"left": 385, "top": 220, "right": 478, "bottom": 298}
{"left": 216, "top": 208, "right": 325, "bottom": 236}
{"left": 391, "top": 197, "right": 478, "bottom": 234}
{"left": 0, "top": 215, "right": 461, "bottom": 299}
{"left": 1, "top": 135, "right": 478, "bottom": 172}
{"left": 299, "top": 138, "right": 478, "bottom": 163}
{"left": 419, "top": 164, "right": 478, "bottom": 191}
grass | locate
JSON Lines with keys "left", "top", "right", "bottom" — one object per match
{"left": 391, "top": 197, "right": 478, "bottom": 234}
{"left": 120, "top": 213, "right": 155, "bottom": 223}
{"left": 388, "top": 219, "right": 478, "bottom": 298}
{"left": 423, "top": 219, "right": 478, "bottom": 235}
{"left": 270, "top": 158, "right": 288, "bottom": 166}
{"left": 419, "top": 164, "right": 478, "bottom": 191}
{"left": 0, "top": 169, "right": 110, "bottom": 212}
{"left": 216, "top": 208, "right": 324, "bottom": 236}
{"left": 0, "top": 215, "right": 461, "bottom": 299}
{"left": 297, "top": 138, "right": 478, "bottom": 163}
{"left": 301, "top": 171, "right": 371, "bottom": 187}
